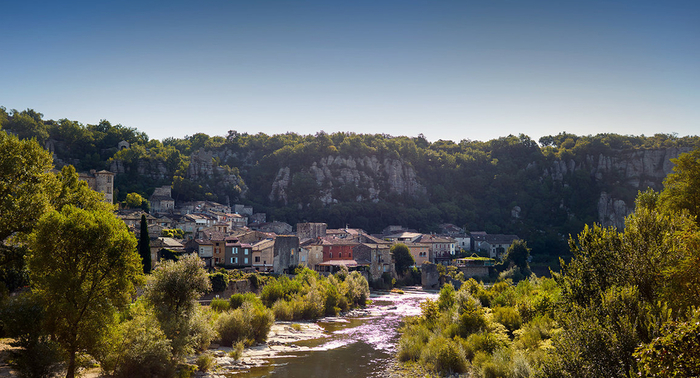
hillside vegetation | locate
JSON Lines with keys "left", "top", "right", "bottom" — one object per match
{"left": 3, "top": 107, "right": 699, "bottom": 260}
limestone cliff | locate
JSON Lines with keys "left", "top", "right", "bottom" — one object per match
{"left": 268, "top": 155, "right": 426, "bottom": 205}
{"left": 543, "top": 147, "right": 691, "bottom": 227}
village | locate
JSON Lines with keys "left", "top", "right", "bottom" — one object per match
{"left": 114, "top": 185, "right": 521, "bottom": 284}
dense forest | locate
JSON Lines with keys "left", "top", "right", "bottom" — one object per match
{"left": 3, "top": 107, "right": 700, "bottom": 261}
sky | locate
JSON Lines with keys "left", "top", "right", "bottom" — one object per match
{"left": 1, "top": 0, "right": 698, "bottom": 143}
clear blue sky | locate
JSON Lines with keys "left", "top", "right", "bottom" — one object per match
{"left": 1, "top": 0, "right": 698, "bottom": 143}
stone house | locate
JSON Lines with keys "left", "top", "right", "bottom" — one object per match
{"left": 455, "top": 257, "right": 495, "bottom": 279}
{"left": 252, "top": 221, "right": 293, "bottom": 235}
{"left": 355, "top": 243, "right": 394, "bottom": 281}
{"left": 252, "top": 238, "right": 275, "bottom": 272}
{"left": 296, "top": 222, "right": 327, "bottom": 239}
{"left": 404, "top": 242, "right": 431, "bottom": 266}
{"left": 273, "top": 235, "right": 300, "bottom": 273}
{"left": 78, "top": 169, "right": 115, "bottom": 203}
{"left": 149, "top": 186, "right": 175, "bottom": 214}
{"left": 470, "top": 232, "right": 519, "bottom": 259}
{"left": 223, "top": 237, "right": 253, "bottom": 269}
{"left": 419, "top": 234, "right": 456, "bottom": 264}
{"left": 299, "top": 239, "right": 325, "bottom": 271}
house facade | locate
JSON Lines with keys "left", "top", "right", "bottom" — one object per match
{"left": 223, "top": 238, "right": 253, "bottom": 268}
{"left": 405, "top": 242, "right": 431, "bottom": 266}
{"left": 252, "top": 239, "right": 275, "bottom": 272}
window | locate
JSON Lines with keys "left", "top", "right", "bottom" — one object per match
{"left": 255, "top": 256, "right": 260, "bottom": 262}
{"left": 339, "top": 252, "right": 342, "bottom": 258}
{"left": 233, "top": 247, "right": 238, "bottom": 254}
{"left": 330, "top": 252, "right": 333, "bottom": 259}
{"left": 231, "top": 257, "right": 238, "bottom": 264}
{"left": 244, "top": 257, "right": 248, "bottom": 264}
{"left": 244, "top": 249, "right": 249, "bottom": 255}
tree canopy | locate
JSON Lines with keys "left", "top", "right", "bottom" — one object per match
{"left": 27, "top": 205, "right": 142, "bottom": 378}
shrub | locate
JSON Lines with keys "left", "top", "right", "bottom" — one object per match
{"left": 209, "top": 272, "right": 229, "bottom": 293}
{"left": 344, "top": 271, "right": 370, "bottom": 306}
{"left": 438, "top": 283, "right": 456, "bottom": 311}
{"left": 229, "top": 341, "right": 244, "bottom": 360}
{"left": 188, "top": 306, "right": 217, "bottom": 352}
{"left": 0, "top": 294, "right": 65, "bottom": 378}
{"left": 196, "top": 353, "right": 214, "bottom": 372}
{"left": 397, "top": 323, "right": 431, "bottom": 362}
{"left": 217, "top": 302, "right": 274, "bottom": 345}
{"left": 210, "top": 298, "right": 230, "bottom": 312}
{"left": 492, "top": 306, "right": 522, "bottom": 333}
{"left": 229, "top": 292, "right": 262, "bottom": 310}
{"left": 420, "top": 336, "right": 468, "bottom": 376}
{"left": 272, "top": 299, "right": 295, "bottom": 321}
{"left": 461, "top": 332, "right": 507, "bottom": 361}
{"left": 100, "top": 310, "right": 174, "bottom": 378}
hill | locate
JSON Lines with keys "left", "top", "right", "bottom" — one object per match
{"left": 3, "top": 107, "right": 699, "bottom": 259}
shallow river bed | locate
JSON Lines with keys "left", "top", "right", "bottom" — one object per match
{"left": 229, "top": 289, "right": 436, "bottom": 377}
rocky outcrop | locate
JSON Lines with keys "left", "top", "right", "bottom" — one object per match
{"left": 269, "top": 155, "right": 426, "bottom": 205}
{"left": 598, "top": 191, "right": 631, "bottom": 229}
{"left": 109, "top": 158, "right": 169, "bottom": 180}
{"left": 542, "top": 147, "right": 691, "bottom": 228}
{"left": 421, "top": 263, "right": 440, "bottom": 290}
{"left": 187, "top": 150, "right": 248, "bottom": 195}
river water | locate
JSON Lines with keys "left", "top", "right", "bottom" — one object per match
{"left": 234, "top": 289, "right": 437, "bottom": 378}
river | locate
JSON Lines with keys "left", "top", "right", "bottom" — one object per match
{"left": 232, "top": 289, "right": 437, "bottom": 377}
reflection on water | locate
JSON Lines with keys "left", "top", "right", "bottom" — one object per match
{"left": 234, "top": 290, "right": 436, "bottom": 377}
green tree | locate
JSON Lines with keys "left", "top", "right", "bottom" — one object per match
{"left": 144, "top": 253, "right": 212, "bottom": 357}
{"left": 0, "top": 131, "right": 55, "bottom": 291}
{"left": 125, "top": 192, "right": 144, "bottom": 208}
{"left": 635, "top": 309, "right": 700, "bottom": 378}
{"left": 139, "top": 214, "right": 152, "bottom": 274}
{"left": 501, "top": 240, "right": 532, "bottom": 278}
{"left": 660, "top": 148, "right": 700, "bottom": 224}
{"left": 27, "top": 205, "right": 142, "bottom": 378}
{"left": 391, "top": 243, "right": 415, "bottom": 276}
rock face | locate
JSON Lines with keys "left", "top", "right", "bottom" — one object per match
{"left": 109, "top": 158, "right": 169, "bottom": 180}
{"left": 598, "top": 191, "right": 631, "bottom": 229}
{"left": 268, "top": 155, "right": 426, "bottom": 205}
{"left": 542, "top": 147, "right": 691, "bottom": 227}
{"left": 187, "top": 150, "right": 248, "bottom": 195}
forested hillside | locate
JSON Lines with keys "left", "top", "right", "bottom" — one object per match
{"left": 3, "top": 107, "right": 699, "bottom": 259}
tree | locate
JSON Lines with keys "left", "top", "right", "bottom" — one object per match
{"left": 501, "top": 240, "right": 532, "bottom": 278}
{"left": 27, "top": 205, "right": 142, "bottom": 378}
{"left": 139, "top": 214, "right": 152, "bottom": 274}
{"left": 660, "top": 148, "right": 700, "bottom": 224}
{"left": 144, "top": 253, "right": 212, "bottom": 357}
{"left": 125, "top": 192, "right": 144, "bottom": 209}
{"left": 391, "top": 243, "right": 415, "bottom": 276}
{"left": 0, "top": 131, "right": 55, "bottom": 291}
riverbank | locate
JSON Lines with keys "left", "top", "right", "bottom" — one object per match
{"left": 196, "top": 289, "right": 436, "bottom": 377}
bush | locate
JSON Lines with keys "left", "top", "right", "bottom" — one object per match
{"left": 0, "top": 294, "right": 65, "bottom": 378}
{"left": 438, "top": 283, "right": 456, "bottom": 311}
{"left": 196, "top": 353, "right": 214, "bottom": 372}
{"left": 209, "top": 272, "right": 229, "bottom": 293}
{"left": 419, "top": 336, "right": 468, "bottom": 376}
{"left": 217, "top": 302, "right": 274, "bottom": 345}
{"left": 100, "top": 310, "right": 174, "bottom": 378}
{"left": 210, "top": 298, "right": 230, "bottom": 312}
{"left": 344, "top": 271, "right": 370, "bottom": 306}
{"left": 188, "top": 306, "right": 217, "bottom": 352}
{"left": 229, "top": 292, "right": 262, "bottom": 310}
{"left": 397, "top": 322, "right": 431, "bottom": 362}
{"left": 492, "top": 306, "right": 522, "bottom": 333}
{"left": 272, "top": 299, "right": 294, "bottom": 321}
{"left": 229, "top": 341, "right": 244, "bottom": 360}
